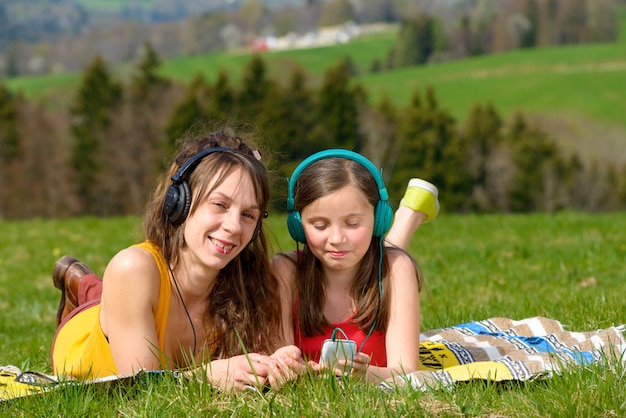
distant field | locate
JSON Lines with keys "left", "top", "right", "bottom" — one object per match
{"left": 5, "top": 21, "right": 626, "bottom": 138}
{"left": 359, "top": 42, "right": 626, "bottom": 128}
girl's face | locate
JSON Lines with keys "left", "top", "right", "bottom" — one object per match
{"left": 300, "top": 185, "right": 375, "bottom": 275}
{"left": 182, "top": 167, "right": 262, "bottom": 274}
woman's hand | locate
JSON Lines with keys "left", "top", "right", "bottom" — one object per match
{"left": 205, "top": 354, "right": 279, "bottom": 392}
{"left": 266, "top": 345, "right": 307, "bottom": 390}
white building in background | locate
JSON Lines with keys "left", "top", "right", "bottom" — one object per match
{"left": 251, "top": 22, "right": 391, "bottom": 52}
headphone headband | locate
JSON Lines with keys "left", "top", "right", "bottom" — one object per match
{"left": 287, "top": 149, "right": 389, "bottom": 211}
{"left": 171, "top": 147, "right": 235, "bottom": 184}
{"left": 286, "top": 149, "right": 393, "bottom": 242}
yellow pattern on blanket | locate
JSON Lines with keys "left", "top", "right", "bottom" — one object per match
{"left": 0, "top": 366, "right": 57, "bottom": 401}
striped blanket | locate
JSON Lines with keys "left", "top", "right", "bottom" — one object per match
{"left": 2, "top": 317, "right": 624, "bottom": 400}
{"left": 382, "top": 316, "right": 626, "bottom": 391}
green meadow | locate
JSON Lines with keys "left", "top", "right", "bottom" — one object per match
{"left": 2, "top": 10, "right": 626, "bottom": 415}
{"left": 1, "top": 213, "right": 624, "bottom": 415}
{"left": 7, "top": 25, "right": 626, "bottom": 132}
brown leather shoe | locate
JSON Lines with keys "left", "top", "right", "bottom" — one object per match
{"left": 52, "top": 256, "right": 94, "bottom": 326}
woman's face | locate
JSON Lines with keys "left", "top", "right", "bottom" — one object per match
{"left": 300, "top": 185, "right": 375, "bottom": 276}
{"left": 182, "top": 167, "right": 262, "bottom": 273}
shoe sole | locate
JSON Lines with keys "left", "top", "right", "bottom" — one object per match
{"left": 53, "top": 255, "right": 77, "bottom": 326}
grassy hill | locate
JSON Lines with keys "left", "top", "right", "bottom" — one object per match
{"left": 5, "top": 26, "right": 626, "bottom": 166}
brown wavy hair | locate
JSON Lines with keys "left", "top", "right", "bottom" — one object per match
{"left": 292, "top": 157, "right": 422, "bottom": 336}
{"left": 143, "top": 128, "right": 282, "bottom": 358}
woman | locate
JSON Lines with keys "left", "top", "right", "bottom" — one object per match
{"left": 51, "top": 129, "right": 302, "bottom": 391}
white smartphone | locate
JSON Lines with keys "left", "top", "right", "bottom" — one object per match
{"left": 319, "top": 339, "right": 356, "bottom": 369}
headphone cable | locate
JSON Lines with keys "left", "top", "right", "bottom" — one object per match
{"left": 358, "top": 238, "right": 383, "bottom": 353}
{"left": 163, "top": 218, "right": 198, "bottom": 357}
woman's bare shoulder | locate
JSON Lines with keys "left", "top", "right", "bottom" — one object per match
{"left": 103, "top": 246, "right": 160, "bottom": 286}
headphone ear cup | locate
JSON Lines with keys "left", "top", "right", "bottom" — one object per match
{"left": 287, "top": 211, "right": 306, "bottom": 243}
{"left": 164, "top": 182, "right": 191, "bottom": 225}
{"left": 373, "top": 200, "right": 393, "bottom": 238}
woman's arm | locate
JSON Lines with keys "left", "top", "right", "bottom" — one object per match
{"left": 100, "top": 247, "right": 164, "bottom": 374}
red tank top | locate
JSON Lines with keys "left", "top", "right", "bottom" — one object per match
{"left": 293, "top": 314, "right": 387, "bottom": 366}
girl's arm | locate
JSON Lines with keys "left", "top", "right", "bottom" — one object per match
{"left": 360, "top": 250, "right": 421, "bottom": 383}
{"left": 270, "top": 253, "right": 298, "bottom": 345}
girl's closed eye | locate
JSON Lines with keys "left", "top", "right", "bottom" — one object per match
{"left": 312, "top": 221, "right": 328, "bottom": 230}
{"left": 346, "top": 218, "right": 361, "bottom": 227}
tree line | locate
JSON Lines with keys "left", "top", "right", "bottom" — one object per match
{"left": 1, "top": 43, "right": 625, "bottom": 220}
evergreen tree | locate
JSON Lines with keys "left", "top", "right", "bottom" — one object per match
{"left": 313, "top": 60, "right": 361, "bottom": 150}
{"left": 392, "top": 88, "right": 462, "bottom": 208}
{"left": 70, "top": 56, "right": 121, "bottom": 215}
{"left": 506, "top": 113, "right": 562, "bottom": 212}
{"left": 105, "top": 42, "right": 172, "bottom": 216}
{"left": 165, "top": 74, "right": 211, "bottom": 154}
{"left": 237, "top": 54, "right": 274, "bottom": 124}
{"left": 0, "top": 85, "right": 20, "bottom": 162}
{"left": 363, "top": 94, "right": 398, "bottom": 184}
{"left": 207, "top": 70, "right": 236, "bottom": 124}
{"left": 562, "top": 153, "right": 583, "bottom": 210}
{"left": 5, "top": 42, "right": 18, "bottom": 78}
{"left": 391, "top": 16, "right": 436, "bottom": 68}
{"left": 618, "top": 164, "right": 626, "bottom": 210}
{"left": 130, "top": 41, "right": 167, "bottom": 101}
{"left": 520, "top": 0, "right": 539, "bottom": 48}
{"left": 460, "top": 103, "right": 504, "bottom": 211}
{"left": 262, "top": 66, "right": 316, "bottom": 163}
{"left": 249, "top": 66, "right": 319, "bottom": 211}
{"left": 0, "top": 85, "right": 20, "bottom": 218}
{"left": 604, "top": 163, "right": 621, "bottom": 211}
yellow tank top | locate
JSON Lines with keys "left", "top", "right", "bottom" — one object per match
{"left": 51, "top": 241, "right": 171, "bottom": 380}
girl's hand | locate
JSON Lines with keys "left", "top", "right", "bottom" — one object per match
{"left": 310, "top": 352, "right": 371, "bottom": 378}
{"left": 347, "top": 352, "right": 370, "bottom": 379}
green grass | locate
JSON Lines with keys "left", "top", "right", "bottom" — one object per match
{"left": 619, "top": 4, "right": 626, "bottom": 42}
{"left": 156, "top": 30, "right": 398, "bottom": 85}
{"left": 6, "top": 34, "right": 626, "bottom": 136}
{"left": 2, "top": 30, "right": 396, "bottom": 99}
{"left": 6, "top": 25, "right": 626, "bottom": 135}
{"left": 1, "top": 213, "right": 625, "bottom": 415}
{"left": 359, "top": 42, "right": 626, "bottom": 129}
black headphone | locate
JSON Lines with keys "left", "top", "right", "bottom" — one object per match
{"left": 163, "top": 147, "right": 268, "bottom": 231}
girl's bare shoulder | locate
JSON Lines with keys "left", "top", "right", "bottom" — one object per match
{"left": 270, "top": 251, "right": 298, "bottom": 284}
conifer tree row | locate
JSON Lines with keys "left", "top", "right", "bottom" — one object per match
{"left": 1, "top": 47, "right": 624, "bottom": 219}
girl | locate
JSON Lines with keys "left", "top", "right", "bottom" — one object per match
{"left": 51, "top": 129, "right": 302, "bottom": 391}
{"left": 273, "top": 150, "right": 425, "bottom": 383}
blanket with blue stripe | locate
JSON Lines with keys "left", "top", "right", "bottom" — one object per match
{"left": 383, "top": 316, "right": 625, "bottom": 391}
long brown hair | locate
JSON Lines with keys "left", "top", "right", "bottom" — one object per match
{"left": 143, "top": 128, "right": 282, "bottom": 357}
{"left": 293, "top": 157, "right": 418, "bottom": 336}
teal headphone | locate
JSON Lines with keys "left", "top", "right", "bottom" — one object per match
{"left": 286, "top": 149, "right": 393, "bottom": 243}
